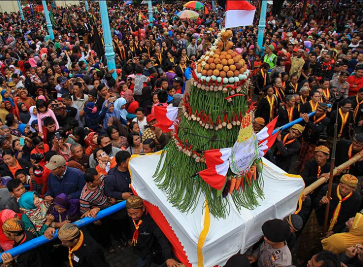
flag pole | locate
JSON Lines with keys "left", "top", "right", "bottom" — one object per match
{"left": 323, "top": 101, "right": 339, "bottom": 235}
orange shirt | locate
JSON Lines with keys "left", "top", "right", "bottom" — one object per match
{"left": 96, "top": 157, "right": 117, "bottom": 176}
{"left": 8, "top": 161, "right": 22, "bottom": 178}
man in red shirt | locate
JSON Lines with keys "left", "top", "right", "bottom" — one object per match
{"left": 347, "top": 65, "right": 363, "bottom": 96}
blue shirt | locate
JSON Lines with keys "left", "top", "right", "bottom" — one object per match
{"left": 45, "top": 167, "right": 86, "bottom": 199}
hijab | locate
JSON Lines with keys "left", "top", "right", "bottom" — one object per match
{"left": 124, "top": 89, "right": 134, "bottom": 103}
{"left": 322, "top": 213, "right": 363, "bottom": 254}
{"left": 0, "top": 209, "right": 17, "bottom": 251}
{"left": 28, "top": 106, "right": 37, "bottom": 125}
{"left": 18, "top": 191, "right": 49, "bottom": 232}
{"left": 17, "top": 102, "right": 30, "bottom": 123}
{"left": 0, "top": 103, "right": 9, "bottom": 124}
{"left": 18, "top": 123, "right": 27, "bottom": 135}
{"left": 114, "top": 97, "right": 128, "bottom": 121}
{"left": 1, "top": 90, "right": 14, "bottom": 107}
{"left": 51, "top": 193, "right": 80, "bottom": 223}
{"left": 102, "top": 101, "right": 121, "bottom": 129}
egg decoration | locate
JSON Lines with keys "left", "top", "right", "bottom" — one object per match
{"left": 201, "top": 76, "right": 206, "bottom": 81}
{"left": 197, "top": 73, "right": 202, "bottom": 79}
{"left": 223, "top": 78, "right": 229, "bottom": 84}
{"left": 217, "top": 77, "right": 222, "bottom": 83}
{"left": 206, "top": 77, "right": 211, "bottom": 83}
{"left": 241, "top": 74, "right": 247, "bottom": 80}
{"left": 234, "top": 77, "right": 239, "bottom": 83}
{"left": 229, "top": 77, "right": 235, "bottom": 83}
{"left": 211, "top": 75, "right": 217, "bottom": 81}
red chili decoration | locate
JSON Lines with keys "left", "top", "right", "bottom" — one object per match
{"left": 224, "top": 94, "right": 246, "bottom": 100}
{"left": 225, "top": 85, "right": 236, "bottom": 90}
{"left": 217, "top": 115, "right": 221, "bottom": 125}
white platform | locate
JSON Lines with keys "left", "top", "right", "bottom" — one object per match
{"left": 129, "top": 153, "right": 304, "bottom": 267}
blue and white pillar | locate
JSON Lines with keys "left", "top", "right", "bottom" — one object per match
{"left": 17, "top": 0, "right": 24, "bottom": 21}
{"left": 257, "top": 0, "right": 268, "bottom": 56}
{"left": 148, "top": 0, "right": 153, "bottom": 24}
{"left": 42, "top": 0, "right": 54, "bottom": 40}
{"left": 99, "top": 0, "right": 116, "bottom": 79}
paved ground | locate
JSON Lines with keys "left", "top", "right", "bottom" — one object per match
{"left": 104, "top": 244, "right": 137, "bottom": 267}
{"left": 103, "top": 240, "right": 159, "bottom": 267}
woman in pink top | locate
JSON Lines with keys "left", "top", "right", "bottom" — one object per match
{"left": 36, "top": 99, "right": 59, "bottom": 135}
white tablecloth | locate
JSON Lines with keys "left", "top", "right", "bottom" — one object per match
{"left": 129, "top": 153, "right": 304, "bottom": 267}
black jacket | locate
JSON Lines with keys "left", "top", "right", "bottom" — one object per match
{"left": 314, "top": 184, "right": 361, "bottom": 233}
{"left": 301, "top": 114, "right": 330, "bottom": 145}
{"left": 255, "top": 96, "right": 277, "bottom": 124}
{"left": 130, "top": 212, "right": 173, "bottom": 261}
{"left": 0, "top": 158, "right": 32, "bottom": 178}
{"left": 335, "top": 139, "right": 363, "bottom": 177}
{"left": 276, "top": 105, "right": 300, "bottom": 127}
{"left": 275, "top": 132, "right": 301, "bottom": 172}
{"left": 14, "top": 231, "right": 51, "bottom": 267}
{"left": 348, "top": 95, "right": 363, "bottom": 124}
{"left": 301, "top": 160, "right": 331, "bottom": 201}
{"left": 327, "top": 109, "right": 353, "bottom": 139}
{"left": 70, "top": 230, "right": 109, "bottom": 267}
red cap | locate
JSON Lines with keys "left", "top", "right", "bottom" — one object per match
{"left": 147, "top": 114, "right": 156, "bottom": 123}
{"left": 293, "top": 48, "right": 299, "bottom": 53}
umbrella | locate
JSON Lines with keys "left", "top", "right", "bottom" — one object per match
{"left": 124, "top": 0, "right": 132, "bottom": 5}
{"left": 177, "top": 10, "right": 199, "bottom": 20}
{"left": 184, "top": 1, "right": 204, "bottom": 10}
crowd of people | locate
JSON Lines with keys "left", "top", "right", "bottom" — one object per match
{"left": 0, "top": 0, "right": 361, "bottom": 266}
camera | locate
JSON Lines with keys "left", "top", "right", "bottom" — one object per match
{"left": 30, "top": 153, "right": 44, "bottom": 164}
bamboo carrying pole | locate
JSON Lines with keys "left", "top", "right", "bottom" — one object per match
{"left": 302, "top": 150, "right": 363, "bottom": 196}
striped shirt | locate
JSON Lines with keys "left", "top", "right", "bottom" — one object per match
{"left": 79, "top": 176, "right": 111, "bottom": 214}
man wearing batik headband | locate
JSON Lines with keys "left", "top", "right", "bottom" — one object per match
{"left": 301, "top": 146, "right": 331, "bottom": 201}
{"left": 58, "top": 223, "right": 108, "bottom": 267}
{"left": 126, "top": 195, "right": 181, "bottom": 267}
{"left": 297, "top": 102, "right": 330, "bottom": 172}
{"left": 253, "top": 117, "right": 265, "bottom": 134}
{"left": 1, "top": 217, "right": 51, "bottom": 266}
{"left": 274, "top": 124, "right": 303, "bottom": 172}
{"left": 314, "top": 174, "right": 361, "bottom": 237}
{"left": 335, "top": 133, "right": 363, "bottom": 179}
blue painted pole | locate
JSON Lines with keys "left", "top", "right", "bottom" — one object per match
{"left": 99, "top": 0, "right": 116, "bottom": 79}
{"left": 212, "top": 0, "right": 215, "bottom": 10}
{"left": 85, "top": 0, "right": 89, "bottom": 12}
{"left": 257, "top": 0, "right": 267, "bottom": 56}
{"left": 272, "top": 104, "right": 332, "bottom": 135}
{"left": 148, "top": 0, "right": 153, "bottom": 24}
{"left": 42, "top": 0, "right": 54, "bottom": 41}
{"left": 0, "top": 201, "right": 126, "bottom": 263}
{"left": 17, "top": 0, "right": 24, "bottom": 21}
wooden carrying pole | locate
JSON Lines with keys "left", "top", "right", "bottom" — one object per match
{"left": 324, "top": 102, "right": 338, "bottom": 234}
{"left": 303, "top": 150, "right": 363, "bottom": 196}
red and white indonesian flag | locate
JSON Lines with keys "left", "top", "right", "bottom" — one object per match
{"left": 199, "top": 148, "right": 232, "bottom": 190}
{"left": 225, "top": 0, "right": 256, "bottom": 29}
{"left": 256, "top": 117, "right": 279, "bottom": 157}
{"left": 154, "top": 106, "right": 178, "bottom": 132}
